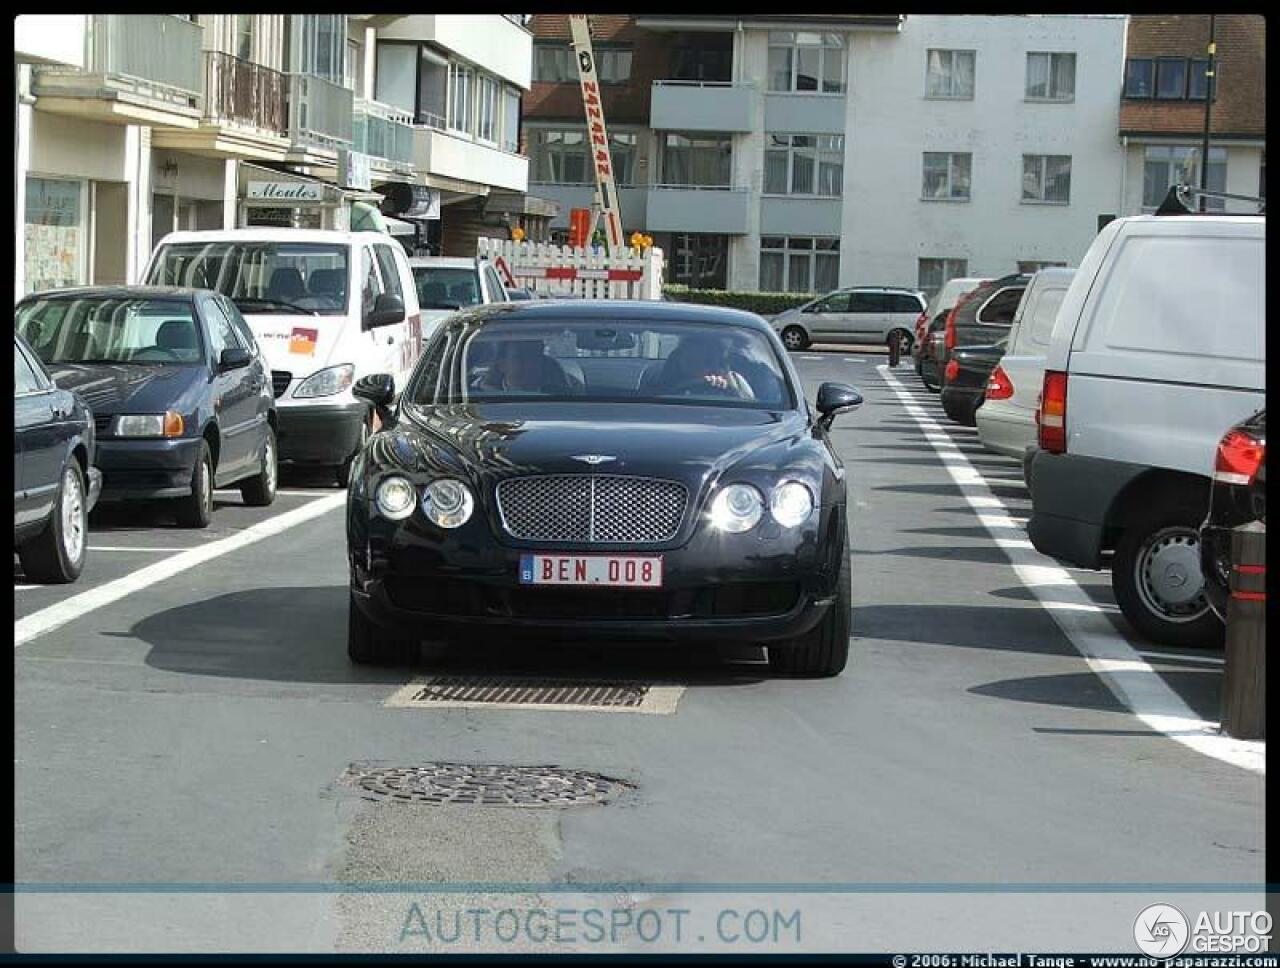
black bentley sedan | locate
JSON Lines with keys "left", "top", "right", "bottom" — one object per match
{"left": 15, "top": 287, "right": 278, "bottom": 527}
{"left": 1200, "top": 409, "right": 1266, "bottom": 621}
{"left": 14, "top": 330, "right": 101, "bottom": 583}
{"left": 344, "top": 300, "right": 863, "bottom": 676}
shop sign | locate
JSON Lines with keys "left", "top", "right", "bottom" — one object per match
{"left": 247, "top": 181, "right": 324, "bottom": 202}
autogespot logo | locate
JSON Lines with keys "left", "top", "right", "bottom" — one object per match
{"left": 1134, "top": 903, "right": 1190, "bottom": 957}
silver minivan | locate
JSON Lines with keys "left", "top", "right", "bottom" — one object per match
{"left": 771, "top": 287, "right": 926, "bottom": 352}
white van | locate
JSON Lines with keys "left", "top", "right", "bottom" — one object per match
{"left": 1027, "top": 214, "right": 1265, "bottom": 646}
{"left": 145, "top": 229, "right": 423, "bottom": 485}
{"left": 975, "top": 267, "right": 1075, "bottom": 461}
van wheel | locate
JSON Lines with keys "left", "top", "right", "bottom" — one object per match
{"left": 336, "top": 418, "right": 371, "bottom": 489}
{"left": 240, "top": 427, "right": 278, "bottom": 507}
{"left": 348, "top": 593, "right": 419, "bottom": 665}
{"left": 920, "top": 361, "right": 941, "bottom": 393}
{"left": 1112, "top": 502, "right": 1223, "bottom": 647}
{"left": 768, "top": 535, "right": 850, "bottom": 677}
{"left": 175, "top": 441, "right": 214, "bottom": 528}
{"left": 781, "top": 326, "right": 810, "bottom": 352}
{"left": 19, "top": 462, "right": 87, "bottom": 584}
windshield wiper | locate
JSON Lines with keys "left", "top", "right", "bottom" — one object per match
{"left": 233, "top": 297, "right": 319, "bottom": 315}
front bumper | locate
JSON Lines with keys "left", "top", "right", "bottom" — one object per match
{"left": 96, "top": 436, "right": 202, "bottom": 500}
{"left": 277, "top": 399, "right": 369, "bottom": 465}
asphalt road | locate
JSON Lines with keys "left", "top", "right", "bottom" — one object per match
{"left": 13, "top": 350, "right": 1266, "bottom": 954}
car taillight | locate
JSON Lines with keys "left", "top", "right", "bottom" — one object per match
{"left": 944, "top": 306, "right": 958, "bottom": 351}
{"left": 944, "top": 358, "right": 960, "bottom": 382}
{"left": 985, "top": 365, "right": 1014, "bottom": 400}
{"left": 1214, "top": 429, "right": 1266, "bottom": 486}
{"left": 1037, "top": 370, "right": 1068, "bottom": 453}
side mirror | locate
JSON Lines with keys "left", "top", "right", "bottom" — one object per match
{"left": 218, "top": 347, "right": 251, "bottom": 371}
{"left": 815, "top": 381, "right": 863, "bottom": 431}
{"left": 353, "top": 373, "right": 396, "bottom": 429}
{"left": 364, "top": 293, "right": 405, "bottom": 330}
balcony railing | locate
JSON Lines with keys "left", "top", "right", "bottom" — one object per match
{"left": 204, "top": 50, "right": 287, "bottom": 136}
{"left": 287, "top": 73, "right": 353, "bottom": 153}
{"left": 34, "top": 14, "right": 202, "bottom": 106}
{"left": 353, "top": 99, "right": 415, "bottom": 166}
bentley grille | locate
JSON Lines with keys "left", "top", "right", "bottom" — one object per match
{"left": 495, "top": 475, "right": 687, "bottom": 543}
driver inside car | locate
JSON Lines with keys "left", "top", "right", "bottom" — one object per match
{"left": 477, "top": 338, "right": 572, "bottom": 394}
{"left": 658, "top": 334, "right": 755, "bottom": 400}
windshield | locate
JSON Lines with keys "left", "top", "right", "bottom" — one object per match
{"left": 412, "top": 266, "right": 480, "bottom": 309}
{"left": 410, "top": 318, "right": 794, "bottom": 410}
{"left": 147, "top": 241, "right": 349, "bottom": 315}
{"left": 16, "top": 297, "right": 204, "bottom": 366}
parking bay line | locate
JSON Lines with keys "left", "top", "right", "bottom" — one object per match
{"left": 14, "top": 493, "right": 346, "bottom": 649}
{"left": 877, "top": 364, "right": 1264, "bottom": 774}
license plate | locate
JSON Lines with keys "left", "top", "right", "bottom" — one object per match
{"left": 519, "top": 554, "right": 664, "bottom": 588}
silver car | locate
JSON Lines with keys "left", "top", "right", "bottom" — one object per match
{"left": 771, "top": 287, "right": 926, "bottom": 353}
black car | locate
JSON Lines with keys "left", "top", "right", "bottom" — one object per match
{"left": 937, "top": 273, "right": 1030, "bottom": 378}
{"left": 940, "top": 339, "right": 1007, "bottom": 427}
{"left": 15, "top": 287, "right": 278, "bottom": 528}
{"left": 1200, "top": 410, "right": 1266, "bottom": 621}
{"left": 14, "top": 331, "right": 102, "bottom": 583}
{"left": 345, "top": 300, "right": 864, "bottom": 676}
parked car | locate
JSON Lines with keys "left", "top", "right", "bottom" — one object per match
{"left": 345, "top": 300, "right": 863, "bottom": 677}
{"left": 937, "top": 273, "right": 1031, "bottom": 381}
{"left": 1200, "top": 410, "right": 1266, "bottom": 621}
{"left": 770, "top": 287, "right": 926, "bottom": 353}
{"left": 940, "top": 339, "right": 1007, "bottom": 427}
{"left": 15, "top": 287, "right": 278, "bottom": 528}
{"left": 1027, "top": 213, "right": 1264, "bottom": 646}
{"left": 976, "top": 267, "right": 1075, "bottom": 460}
{"left": 912, "top": 277, "right": 988, "bottom": 368}
{"left": 918, "top": 313, "right": 950, "bottom": 392}
{"left": 409, "top": 255, "right": 510, "bottom": 320}
{"left": 145, "top": 229, "right": 422, "bottom": 485}
{"left": 14, "top": 330, "right": 101, "bottom": 582}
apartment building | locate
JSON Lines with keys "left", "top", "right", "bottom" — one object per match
{"left": 1117, "top": 15, "right": 1265, "bottom": 215}
{"left": 15, "top": 14, "right": 536, "bottom": 298}
{"left": 524, "top": 14, "right": 1129, "bottom": 297}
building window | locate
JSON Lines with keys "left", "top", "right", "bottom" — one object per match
{"left": 767, "top": 32, "right": 845, "bottom": 94}
{"left": 448, "top": 62, "right": 474, "bottom": 134}
{"left": 1017, "top": 260, "right": 1067, "bottom": 273}
{"left": 235, "top": 14, "right": 254, "bottom": 62}
{"left": 528, "top": 127, "right": 637, "bottom": 186}
{"left": 759, "top": 236, "right": 840, "bottom": 294}
{"left": 1025, "top": 52, "right": 1075, "bottom": 101}
{"left": 24, "top": 177, "right": 87, "bottom": 294}
{"left": 921, "top": 152, "right": 972, "bottom": 201}
{"left": 660, "top": 133, "right": 731, "bottom": 187}
{"left": 476, "top": 74, "right": 498, "bottom": 143}
{"left": 1021, "top": 154, "right": 1072, "bottom": 204}
{"left": 1124, "top": 58, "right": 1154, "bottom": 98}
{"left": 670, "top": 233, "right": 728, "bottom": 289}
{"left": 533, "top": 43, "right": 631, "bottom": 84}
{"left": 291, "top": 15, "right": 345, "bottom": 83}
{"left": 596, "top": 47, "right": 633, "bottom": 84}
{"left": 672, "top": 44, "right": 733, "bottom": 83}
{"left": 345, "top": 40, "right": 360, "bottom": 95}
{"left": 1142, "top": 146, "right": 1227, "bottom": 212}
{"left": 1155, "top": 57, "right": 1189, "bottom": 99}
{"left": 500, "top": 86, "right": 521, "bottom": 153}
{"left": 918, "top": 258, "right": 968, "bottom": 300}
{"left": 925, "top": 49, "right": 974, "bottom": 99}
{"left": 764, "top": 134, "right": 844, "bottom": 196}
{"left": 533, "top": 44, "right": 571, "bottom": 82}
{"left": 1187, "top": 58, "right": 1211, "bottom": 100}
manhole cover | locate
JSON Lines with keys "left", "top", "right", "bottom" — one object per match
{"left": 342, "top": 763, "right": 633, "bottom": 807}
{"left": 385, "top": 677, "right": 683, "bottom": 715}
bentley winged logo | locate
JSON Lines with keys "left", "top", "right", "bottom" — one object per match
{"left": 571, "top": 454, "right": 617, "bottom": 466}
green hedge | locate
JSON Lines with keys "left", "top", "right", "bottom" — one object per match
{"left": 662, "top": 285, "right": 811, "bottom": 317}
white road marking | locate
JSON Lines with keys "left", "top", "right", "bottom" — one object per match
{"left": 878, "top": 364, "right": 1264, "bottom": 774}
{"left": 13, "top": 585, "right": 41, "bottom": 591}
{"left": 1136, "top": 650, "right": 1225, "bottom": 667}
{"left": 842, "top": 357, "right": 868, "bottom": 363}
{"left": 14, "top": 493, "right": 346, "bottom": 649}
{"left": 214, "top": 488, "right": 332, "bottom": 497}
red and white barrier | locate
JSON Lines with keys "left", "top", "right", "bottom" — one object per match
{"left": 478, "top": 238, "right": 665, "bottom": 300}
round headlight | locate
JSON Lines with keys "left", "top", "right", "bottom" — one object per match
{"left": 375, "top": 476, "right": 417, "bottom": 520}
{"left": 423, "top": 479, "right": 474, "bottom": 529}
{"left": 771, "top": 481, "right": 814, "bottom": 527}
{"left": 709, "top": 483, "right": 764, "bottom": 533}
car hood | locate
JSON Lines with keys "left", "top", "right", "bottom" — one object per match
{"left": 372, "top": 401, "right": 822, "bottom": 497}
{"left": 48, "top": 363, "right": 205, "bottom": 416}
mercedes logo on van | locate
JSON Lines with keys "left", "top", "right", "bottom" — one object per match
{"left": 571, "top": 455, "right": 617, "bottom": 466}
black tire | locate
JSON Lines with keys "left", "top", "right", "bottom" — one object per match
{"left": 240, "top": 426, "right": 278, "bottom": 507}
{"left": 941, "top": 392, "right": 979, "bottom": 427}
{"left": 1112, "top": 501, "right": 1224, "bottom": 648}
{"left": 920, "top": 360, "right": 941, "bottom": 393}
{"left": 336, "top": 417, "right": 371, "bottom": 489}
{"left": 769, "top": 531, "right": 851, "bottom": 677}
{"left": 19, "top": 461, "right": 88, "bottom": 584}
{"left": 348, "top": 593, "right": 419, "bottom": 665}
{"left": 781, "top": 326, "right": 810, "bottom": 352}
{"left": 175, "top": 440, "right": 214, "bottom": 528}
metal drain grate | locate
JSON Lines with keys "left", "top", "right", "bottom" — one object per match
{"left": 342, "top": 763, "right": 633, "bottom": 807}
{"left": 385, "top": 677, "right": 684, "bottom": 715}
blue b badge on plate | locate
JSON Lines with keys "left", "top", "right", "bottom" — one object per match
{"left": 519, "top": 555, "right": 533, "bottom": 583}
